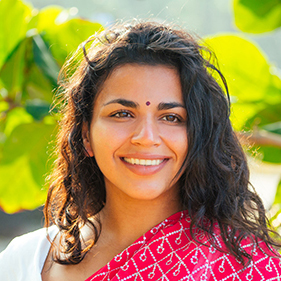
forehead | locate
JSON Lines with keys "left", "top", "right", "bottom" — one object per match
{"left": 95, "top": 64, "right": 183, "bottom": 105}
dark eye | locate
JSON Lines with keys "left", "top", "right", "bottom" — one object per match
{"left": 111, "top": 111, "right": 133, "bottom": 118}
{"left": 162, "top": 114, "right": 181, "bottom": 123}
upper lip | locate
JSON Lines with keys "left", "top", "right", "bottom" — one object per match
{"left": 119, "top": 154, "right": 169, "bottom": 160}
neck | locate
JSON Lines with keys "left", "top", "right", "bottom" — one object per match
{"left": 98, "top": 188, "right": 182, "bottom": 249}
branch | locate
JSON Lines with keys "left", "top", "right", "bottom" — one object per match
{"left": 236, "top": 129, "right": 281, "bottom": 148}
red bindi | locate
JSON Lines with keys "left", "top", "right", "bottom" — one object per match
{"left": 146, "top": 101, "right": 151, "bottom": 106}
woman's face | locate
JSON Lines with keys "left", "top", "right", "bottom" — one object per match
{"left": 83, "top": 64, "right": 188, "bottom": 203}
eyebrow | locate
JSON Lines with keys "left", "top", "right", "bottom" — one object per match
{"left": 157, "top": 102, "right": 186, "bottom": 111}
{"left": 103, "top": 99, "right": 139, "bottom": 108}
{"left": 103, "top": 99, "right": 185, "bottom": 110}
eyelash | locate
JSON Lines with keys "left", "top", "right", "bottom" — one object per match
{"left": 110, "top": 110, "right": 133, "bottom": 118}
{"left": 110, "top": 110, "right": 183, "bottom": 124}
{"left": 161, "top": 114, "right": 183, "bottom": 123}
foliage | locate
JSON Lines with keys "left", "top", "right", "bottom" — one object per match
{"left": 232, "top": 0, "right": 281, "bottom": 231}
{"left": 232, "top": 0, "right": 281, "bottom": 197}
{"left": 233, "top": 0, "right": 281, "bottom": 33}
{"left": 203, "top": 34, "right": 281, "bottom": 163}
{"left": 0, "top": 0, "right": 102, "bottom": 213}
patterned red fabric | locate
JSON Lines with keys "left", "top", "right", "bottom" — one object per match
{"left": 85, "top": 211, "right": 281, "bottom": 280}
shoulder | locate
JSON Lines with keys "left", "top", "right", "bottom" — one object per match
{"left": 0, "top": 226, "right": 58, "bottom": 281}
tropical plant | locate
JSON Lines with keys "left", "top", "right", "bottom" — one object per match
{"left": 233, "top": 0, "right": 281, "bottom": 33}
{"left": 204, "top": 34, "right": 281, "bottom": 164}
{"left": 0, "top": 0, "right": 102, "bottom": 213}
{"left": 230, "top": 0, "right": 281, "bottom": 228}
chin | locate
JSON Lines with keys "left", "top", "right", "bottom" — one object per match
{"left": 125, "top": 186, "right": 173, "bottom": 201}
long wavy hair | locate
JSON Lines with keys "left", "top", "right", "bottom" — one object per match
{"left": 44, "top": 21, "right": 281, "bottom": 265}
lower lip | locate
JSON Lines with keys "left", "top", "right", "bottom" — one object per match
{"left": 120, "top": 158, "right": 168, "bottom": 176}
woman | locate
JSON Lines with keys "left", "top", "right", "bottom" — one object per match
{"left": 1, "top": 21, "right": 281, "bottom": 280}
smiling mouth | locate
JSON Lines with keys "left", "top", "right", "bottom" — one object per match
{"left": 122, "top": 157, "right": 166, "bottom": 166}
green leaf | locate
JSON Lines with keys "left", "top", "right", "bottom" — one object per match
{"left": 42, "top": 18, "right": 103, "bottom": 66}
{"left": 23, "top": 64, "right": 55, "bottom": 103}
{"left": 1, "top": 122, "right": 54, "bottom": 164}
{"left": 203, "top": 34, "right": 281, "bottom": 130}
{"left": 0, "top": 0, "right": 32, "bottom": 68}
{"left": 233, "top": 0, "right": 281, "bottom": 33}
{"left": 254, "top": 146, "right": 281, "bottom": 164}
{"left": 0, "top": 155, "right": 46, "bottom": 213}
{"left": 0, "top": 35, "right": 57, "bottom": 103}
{"left": 33, "top": 34, "right": 60, "bottom": 86}
{"left": 25, "top": 99, "right": 51, "bottom": 120}
{"left": 263, "top": 122, "right": 281, "bottom": 135}
{"left": 0, "top": 121, "right": 56, "bottom": 213}
{"left": 3, "top": 107, "right": 33, "bottom": 137}
{"left": 0, "top": 37, "right": 32, "bottom": 100}
{"left": 230, "top": 102, "right": 265, "bottom": 131}
{"left": 245, "top": 103, "right": 281, "bottom": 128}
{"left": 0, "top": 101, "right": 9, "bottom": 112}
{"left": 36, "top": 6, "right": 64, "bottom": 33}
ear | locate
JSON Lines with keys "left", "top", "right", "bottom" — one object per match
{"left": 82, "top": 122, "right": 94, "bottom": 157}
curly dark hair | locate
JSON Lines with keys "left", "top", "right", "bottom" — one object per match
{"left": 44, "top": 21, "right": 281, "bottom": 265}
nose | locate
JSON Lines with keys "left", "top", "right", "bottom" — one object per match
{"left": 131, "top": 117, "right": 161, "bottom": 147}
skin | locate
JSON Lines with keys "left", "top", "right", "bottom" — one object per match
{"left": 42, "top": 64, "right": 188, "bottom": 281}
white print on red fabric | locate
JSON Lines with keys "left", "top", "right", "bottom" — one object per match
{"left": 85, "top": 211, "right": 281, "bottom": 281}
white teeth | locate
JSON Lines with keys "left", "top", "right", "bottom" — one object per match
{"left": 123, "top": 158, "right": 164, "bottom": 166}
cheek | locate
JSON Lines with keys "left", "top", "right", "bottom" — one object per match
{"left": 161, "top": 127, "right": 188, "bottom": 160}
{"left": 175, "top": 137, "right": 188, "bottom": 161}
{"left": 91, "top": 127, "right": 114, "bottom": 154}
{"left": 91, "top": 122, "right": 131, "bottom": 154}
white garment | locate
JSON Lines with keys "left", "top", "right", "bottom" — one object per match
{"left": 0, "top": 226, "right": 58, "bottom": 281}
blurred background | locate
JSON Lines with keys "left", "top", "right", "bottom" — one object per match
{"left": 0, "top": 0, "right": 281, "bottom": 251}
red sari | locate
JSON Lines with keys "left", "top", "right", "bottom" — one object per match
{"left": 85, "top": 211, "right": 281, "bottom": 281}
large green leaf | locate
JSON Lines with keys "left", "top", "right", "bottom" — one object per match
{"left": 203, "top": 34, "right": 281, "bottom": 131}
{"left": 25, "top": 99, "right": 51, "bottom": 121}
{"left": 255, "top": 146, "right": 281, "bottom": 164}
{"left": 0, "top": 34, "right": 56, "bottom": 103}
{"left": 233, "top": 0, "right": 281, "bottom": 33}
{"left": 246, "top": 103, "right": 281, "bottom": 128}
{"left": 0, "top": 121, "right": 56, "bottom": 213}
{"left": 2, "top": 107, "right": 33, "bottom": 138}
{"left": 42, "top": 18, "right": 103, "bottom": 66}
{"left": 0, "top": 0, "right": 32, "bottom": 69}
{"left": 0, "top": 37, "right": 32, "bottom": 100}
{"left": 36, "top": 6, "right": 64, "bottom": 33}
{"left": 23, "top": 63, "right": 55, "bottom": 103}
{"left": 32, "top": 34, "right": 60, "bottom": 86}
